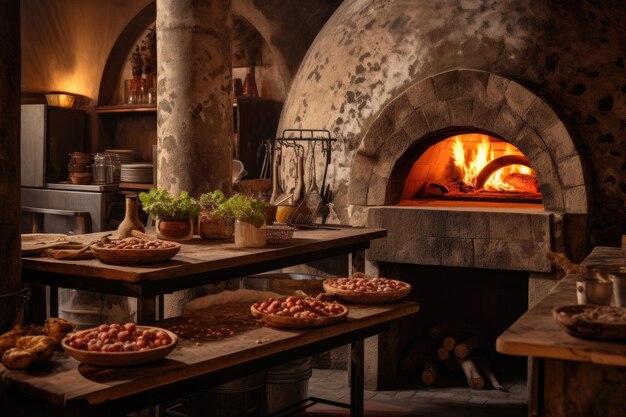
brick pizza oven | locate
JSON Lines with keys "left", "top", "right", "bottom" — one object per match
{"left": 276, "top": 0, "right": 625, "bottom": 389}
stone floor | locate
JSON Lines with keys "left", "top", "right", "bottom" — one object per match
{"left": 306, "top": 368, "right": 527, "bottom": 417}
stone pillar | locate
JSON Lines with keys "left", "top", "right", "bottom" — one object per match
{"left": 157, "top": 0, "right": 233, "bottom": 318}
{"left": 156, "top": 0, "right": 233, "bottom": 196}
{"left": 0, "top": 0, "right": 21, "bottom": 331}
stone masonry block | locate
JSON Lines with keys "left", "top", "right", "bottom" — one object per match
{"left": 523, "top": 98, "right": 558, "bottom": 133}
{"left": 445, "top": 211, "right": 489, "bottom": 238}
{"left": 493, "top": 103, "right": 524, "bottom": 140}
{"left": 401, "top": 109, "right": 430, "bottom": 140}
{"left": 395, "top": 207, "right": 448, "bottom": 237}
{"left": 406, "top": 78, "right": 436, "bottom": 109}
{"left": 421, "top": 101, "right": 451, "bottom": 132}
{"left": 458, "top": 70, "right": 489, "bottom": 100}
{"left": 531, "top": 150, "right": 560, "bottom": 192}
{"left": 441, "top": 238, "right": 474, "bottom": 267}
{"left": 558, "top": 155, "right": 585, "bottom": 187}
{"left": 472, "top": 99, "right": 501, "bottom": 131}
{"left": 373, "top": 129, "right": 412, "bottom": 179}
{"left": 514, "top": 125, "right": 547, "bottom": 161}
{"left": 360, "top": 113, "right": 394, "bottom": 157}
{"left": 489, "top": 213, "right": 532, "bottom": 240}
{"left": 474, "top": 239, "right": 552, "bottom": 272}
{"left": 531, "top": 213, "right": 552, "bottom": 243}
{"left": 432, "top": 70, "right": 459, "bottom": 101}
{"left": 563, "top": 185, "right": 589, "bottom": 214}
{"left": 348, "top": 178, "right": 370, "bottom": 206}
{"left": 504, "top": 81, "right": 536, "bottom": 117}
{"left": 399, "top": 235, "right": 442, "bottom": 265}
{"left": 367, "top": 174, "right": 388, "bottom": 205}
{"left": 448, "top": 97, "right": 473, "bottom": 126}
{"left": 384, "top": 93, "right": 414, "bottom": 130}
{"left": 368, "top": 232, "right": 397, "bottom": 262}
{"left": 486, "top": 74, "right": 510, "bottom": 105}
{"left": 541, "top": 120, "right": 577, "bottom": 162}
{"left": 540, "top": 182, "right": 565, "bottom": 213}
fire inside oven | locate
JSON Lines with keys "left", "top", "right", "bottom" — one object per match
{"left": 401, "top": 133, "right": 542, "bottom": 203}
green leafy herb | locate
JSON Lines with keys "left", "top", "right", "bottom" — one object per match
{"left": 214, "top": 194, "right": 265, "bottom": 228}
{"left": 198, "top": 190, "right": 228, "bottom": 215}
{"left": 138, "top": 188, "right": 201, "bottom": 220}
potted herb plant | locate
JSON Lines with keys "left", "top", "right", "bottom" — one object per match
{"left": 197, "top": 190, "right": 234, "bottom": 239}
{"left": 139, "top": 189, "right": 201, "bottom": 241}
{"left": 214, "top": 194, "right": 266, "bottom": 247}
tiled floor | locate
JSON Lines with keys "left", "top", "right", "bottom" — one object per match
{"left": 306, "top": 369, "right": 527, "bottom": 417}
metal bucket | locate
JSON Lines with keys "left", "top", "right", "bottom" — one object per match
{"left": 204, "top": 372, "right": 266, "bottom": 417}
{"left": 266, "top": 357, "right": 313, "bottom": 416}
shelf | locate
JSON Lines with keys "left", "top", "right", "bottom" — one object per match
{"left": 118, "top": 182, "right": 155, "bottom": 190}
{"left": 96, "top": 105, "right": 157, "bottom": 114}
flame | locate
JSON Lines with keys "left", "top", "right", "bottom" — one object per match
{"left": 451, "top": 134, "right": 536, "bottom": 191}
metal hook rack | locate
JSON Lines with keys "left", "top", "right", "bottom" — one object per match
{"left": 265, "top": 129, "right": 337, "bottom": 192}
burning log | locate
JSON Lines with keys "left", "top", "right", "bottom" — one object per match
{"left": 457, "top": 356, "right": 485, "bottom": 390}
{"left": 454, "top": 335, "right": 489, "bottom": 359}
{"left": 399, "top": 340, "right": 436, "bottom": 375}
{"left": 423, "top": 182, "right": 449, "bottom": 196}
{"left": 503, "top": 173, "right": 539, "bottom": 194}
{"left": 475, "top": 357, "right": 507, "bottom": 392}
{"left": 420, "top": 358, "right": 438, "bottom": 386}
{"left": 428, "top": 321, "right": 474, "bottom": 340}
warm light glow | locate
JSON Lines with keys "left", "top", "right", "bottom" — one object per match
{"left": 45, "top": 93, "right": 76, "bottom": 108}
{"left": 451, "top": 134, "right": 536, "bottom": 191}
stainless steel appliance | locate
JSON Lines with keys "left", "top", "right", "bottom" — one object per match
{"left": 21, "top": 104, "right": 86, "bottom": 187}
{"left": 21, "top": 186, "right": 123, "bottom": 234}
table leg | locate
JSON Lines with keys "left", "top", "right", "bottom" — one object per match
{"left": 27, "top": 284, "right": 47, "bottom": 324}
{"left": 137, "top": 297, "right": 157, "bottom": 324}
{"left": 350, "top": 339, "right": 364, "bottom": 417}
{"left": 49, "top": 286, "right": 59, "bottom": 318}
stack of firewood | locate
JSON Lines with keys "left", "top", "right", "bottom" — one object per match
{"left": 399, "top": 321, "right": 506, "bottom": 391}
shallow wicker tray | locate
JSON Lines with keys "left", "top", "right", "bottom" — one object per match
{"left": 552, "top": 305, "right": 626, "bottom": 340}
{"left": 61, "top": 326, "right": 178, "bottom": 367}
{"left": 250, "top": 303, "right": 349, "bottom": 328}
{"left": 265, "top": 225, "right": 297, "bottom": 244}
{"left": 322, "top": 279, "right": 411, "bottom": 304}
{"left": 90, "top": 243, "right": 181, "bottom": 265}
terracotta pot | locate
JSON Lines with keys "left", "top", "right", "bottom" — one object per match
{"left": 234, "top": 219, "right": 266, "bottom": 248}
{"left": 199, "top": 213, "right": 234, "bottom": 239}
{"left": 156, "top": 217, "right": 194, "bottom": 241}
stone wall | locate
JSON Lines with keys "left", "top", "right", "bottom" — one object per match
{"left": 278, "top": 0, "right": 626, "bottom": 248}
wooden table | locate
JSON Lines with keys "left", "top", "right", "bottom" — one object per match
{"left": 496, "top": 275, "right": 626, "bottom": 417}
{"left": 22, "top": 227, "right": 387, "bottom": 322}
{"left": 16, "top": 226, "right": 397, "bottom": 417}
{"left": 0, "top": 302, "right": 419, "bottom": 417}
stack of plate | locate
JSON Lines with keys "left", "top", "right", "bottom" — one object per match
{"left": 104, "top": 149, "right": 134, "bottom": 164}
{"left": 120, "top": 163, "right": 153, "bottom": 184}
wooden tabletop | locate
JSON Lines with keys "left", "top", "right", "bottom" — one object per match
{"left": 496, "top": 275, "right": 626, "bottom": 367}
{"left": 0, "top": 302, "right": 418, "bottom": 408}
{"left": 22, "top": 227, "right": 386, "bottom": 284}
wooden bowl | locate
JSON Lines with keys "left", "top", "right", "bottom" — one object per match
{"left": 323, "top": 278, "right": 411, "bottom": 304}
{"left": 250, "top": 303, "right": 349, "bottom": 328}
{"left": 90, "top": 243, "right": 181, "bottom": 265}
{"left": 61, "top": 326, "right": 178, "bottom": 367}
{"left": 552, "top": 305, "right": 626, "bottom": 340}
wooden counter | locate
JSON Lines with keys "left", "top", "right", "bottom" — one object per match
{"left": 496, "top": 274, "right": 626, "bottom": 367}
{"left": 22, "top": 227, "right": 386, "bottom": 323}
{"left": 496, "top": 274, "right": 626, "bottom": 417}
{"left": 0, "top": 301, "right": 419, "bottom": 417}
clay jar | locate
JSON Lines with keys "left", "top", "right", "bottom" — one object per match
{"left": 117, "top": 195, "right": 145, "bottom": 238}
{"left": 156, "top": 216, "right": 194, "bottom": 241}
{"left": 234, "top": 220, "right": 266, "bottom": 248}
{"left": 198, "top": 213, "right": 234, "bottom": 239}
